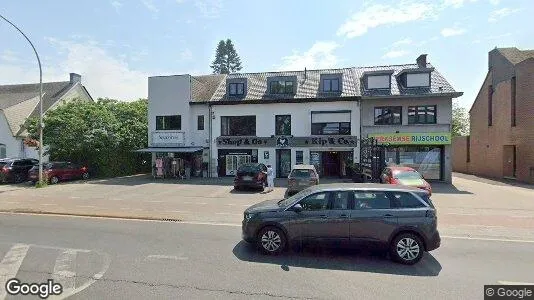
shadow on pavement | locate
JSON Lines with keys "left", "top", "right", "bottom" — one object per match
{"left": 431, "top": 182, "right": 473, "bottom": 195}
{"left": 232, "top": 241, "right": 441, "bottom": 277}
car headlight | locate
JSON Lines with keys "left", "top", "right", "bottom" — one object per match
{"left": 244, "top": 212, "right": 255, "bottom": 221}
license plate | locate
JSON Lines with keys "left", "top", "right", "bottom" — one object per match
{"left": 243, "top": 176, "right": 252, "bottom": 181}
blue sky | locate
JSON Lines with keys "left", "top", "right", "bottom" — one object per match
{"left": 1, "top": 0, "right": 532, "bottom": 108}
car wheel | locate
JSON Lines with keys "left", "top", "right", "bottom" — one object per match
{"left": 234, "top": 185, "right": 240, "bottom": 191}
{"left": 390, "top": 233, "right": 424, "bottom": 265}
{"left": 82, "top": 172, "right": 89, "bottom": 180}
{"left": 13, "top": 174, "right": 23, "bottom": 183}
{"left": 257, "top": 226, "right": 286, "bottom": 255}
{"left": 50, "top": 176, "right": 59, "bottom": 185}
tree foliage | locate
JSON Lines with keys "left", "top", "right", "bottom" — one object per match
{"left": 25, "top": 98, "right": 150, "bottom": 177}
{"left": 210, "top": 39, "right": 243, "bottom": 74}
{"left": 452, "top": 101, "right": 470, "bottom": 137}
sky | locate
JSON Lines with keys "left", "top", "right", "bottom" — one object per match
{"left": 1, "top": 0, "right": 533, "bottom": 108}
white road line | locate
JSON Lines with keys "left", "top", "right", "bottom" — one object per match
{"left": 498, "top": 281, "right": 534, "bottom": 285}
{"left": 442, "top": 236, "right": 534, "bottom": 243}
{"left": 145, "top": 255, "right": 188, "bottom": 261}
{"left": 70, "top": 197, "right": 81, "bottom": 199}
{"left": 168, "top": 210, "right": 192, "bottom": 213}
{"left": 147, "top": 200, "right": 165, "bottom": 203}
{"left": 215, "top": 212, "right": 242, "bottom": 216}
{"left": 0, "top": 243, "right": 30, "bottom": 299}
{"left": 52, "top": 250, "right": 77, "bottom": 293}
{"left": 42, "top": 203, "right": 58, "bottom": 206}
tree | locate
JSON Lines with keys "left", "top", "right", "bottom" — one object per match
{"left": 210, "top": 39, "right": 243, "bottom": 74}
{"left": 452, "top": 101, "right": 470, "bottom": 137}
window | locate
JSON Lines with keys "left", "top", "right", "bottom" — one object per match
{"left": 389, "top": 192, "right": 425, "bottom": 208}
{"left": 229, "top": 83, "right": 245, "bottom": 96}
{"left": 156, "top": 115, "right": 181, "bottom": 130}
{"left": 330, "top": 191, "right": 350, "bottom": 210}
{"left": 511, "top": 76, "right": 516, "bottom": 127}
{"left": 0, "top": 144, "right": 5, "bottom": 159}
{"left": 353, "top": 191, "right": 391, "bottom": 209}
{"left": 322, "top": 78, "right": 340, "bottom": 92}
{"left": 311, "top": 122, "right": 351, "bottom": 135}
{"left": 275, "top": 115, "right": 291, "bottom": 135}
{"left": 298, "top": 192, "right": 329, "bottom": 211}
{"left": 270, "top": 81, "right": 294, "bottom": 94}
{"left": 374, "top": 107, "right": 402, "bottom": 125}
{"left": 367, "top": 75, "right": 390, "bottom": 89}
{"left": 197, "top": 115, "right": 205, "bottom": 130}
{"left": 406, "top": 73, "right": 430, "bottom": 87}
{"left": 408, "top": 106, "right": 436, "bottom": 124}
{"left": 488, "top": 85, "right": 493, "bottom": 126}
{"left": 295, "top": 151, "right": 303, "bottom": 165}
{"left": 221, "top": 116, "right": 256, "bottom": 136}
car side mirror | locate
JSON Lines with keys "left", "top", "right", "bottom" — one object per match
{"left": 292, "top": 204, "right": 303, "bottom": 213}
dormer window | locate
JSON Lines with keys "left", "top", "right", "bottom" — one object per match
{"left": 229, "top": 82, "right": 245, "bottom": 96}
{"left": 322, "top": 78, "right": 340, "bottom": 92}
{"left": 406, "top": 73, "right": 430, "bottom": 87}
{"left": 270, "top": 80, "right": 294, "bottom": 94}
{"left": 367, "top": 75, "right": 390, "bottom": 89}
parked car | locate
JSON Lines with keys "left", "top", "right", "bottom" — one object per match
{"left": 0, "top": 158, "right": 39, "bottom": 183}
{"left": 28, "top": 162, "right": 89, "bottom": 184}
{"left": 286, "top": 165, "right": 319, "bottom": 196}
{"left": 242, "top": 183, "right": 439, "bottom": 264}
{"left": 233, "top": 163, "right": 267, "bottom": 191}
{"left": 381, "top": 166, "right": 432, "bottom": 196}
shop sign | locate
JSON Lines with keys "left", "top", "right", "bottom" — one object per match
{"left": 215, "top": 136, "right": 359, "bottom": 148}
{"left": 152, "top": 131, "right": 185, "bottom": 146}
{"left": 368, "top": 133, "right": 451, "bottom": 145}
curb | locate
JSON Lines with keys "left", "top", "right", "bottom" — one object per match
{"left": 0, "top": 209, "right": 182, "bottom": 222}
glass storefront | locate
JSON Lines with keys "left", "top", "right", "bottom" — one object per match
{"left": 385, "top": 146, "right": 443, "bottom": 180}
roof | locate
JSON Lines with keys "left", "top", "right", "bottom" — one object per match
{"left": 189, "top": 62, "right": 459, "bottom": 103}
{"left": 497, "top": 47, "right": 534, "bottom": 65}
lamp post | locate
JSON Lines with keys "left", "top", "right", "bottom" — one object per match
{"left": 0, "top": 14, "right": 44, "bottom": 184}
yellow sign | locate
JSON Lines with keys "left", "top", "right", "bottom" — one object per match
{"left": 368, "top": 133, "right": 451, "bottom": 145}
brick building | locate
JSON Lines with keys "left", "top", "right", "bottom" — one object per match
{"left": 452, "top": 47, "right": 534, "bottom": 183}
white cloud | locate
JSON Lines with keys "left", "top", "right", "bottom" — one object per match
{"left": 141, "top": 0, "right": 159, "bottom": 13}
{"left": 382, "top": 50, "right": 410, "bottom": 59}
{"left": 179, "top": 48, "right": 193, "bottom": 61}
{"left": 488, "top": 7, "right": 520, "bottom": 22}
{"left": 442, "top": 0, "right": 478, "bottom": 8}
{"left": 391, "top": 38, "right": 413, "bottom": 47}
{"left": 111, "top": 1, "right": 122, "bottom": 12}
{"left": 337, "top": 2, "right": 435, "bottom": 38}
{"left": 1, "top": 50, "right": 19, "bottom": 63}
{"left": 441, "top": 26, "right": 466, "bottom": 37}
{"left": 276, "top": 41, "right": 340, "bottom": 71}
{"left": 195, "top": 0, "right": 223, "bottom": 18}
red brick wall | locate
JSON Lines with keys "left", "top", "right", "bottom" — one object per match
{"left": 452, "top": 136, "right": 469, "bottom": 173}
{"left": 514, "top": 60, "right": 534, "bottom": 183}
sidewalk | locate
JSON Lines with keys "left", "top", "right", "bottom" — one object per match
{"left": 453, "top": 172, "right": 534, "bottom": 190}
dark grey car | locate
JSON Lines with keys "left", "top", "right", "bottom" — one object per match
{"left": 242, "top": 183, "right": 440, "bottom": 264}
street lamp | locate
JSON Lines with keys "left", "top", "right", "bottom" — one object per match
{"left": 0, "top": 14, "right": 44, "bottom": 184}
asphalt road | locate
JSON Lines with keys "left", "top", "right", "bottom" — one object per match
{"left": 0, "top": 214, "right": 532, "bottom": 299}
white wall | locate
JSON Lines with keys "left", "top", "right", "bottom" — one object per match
{"left": 0, "top": 111, "right": 20, "bottom": 158}
{"left": 188, "top": 104, "right": 209, "bottom": 148}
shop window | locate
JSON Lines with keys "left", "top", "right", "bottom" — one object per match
{"left": 156, "top": 115, "right": 181, "bottom": 130}
{"left": 374, "top": 107, "right": 402, "bottom": 125}
{"left": 408, "top": 105, "right": 436, "bottom": 124}
{"left": 311, "top": 122, "right": 350, "bottom": 135}
{"left": 197, "top": 115, "right": 205, "bottom": 130}
{"left": 221, "top": 116, "right": 256, "bottom": 136}
{"left": 296, "top": 151, "right": 303, "bottom": 165}
{"left": 275, "top": 115, "right": 291, "bottom": 135}
{"left": 269, "top": 80, "right": 294, "bottom": 94}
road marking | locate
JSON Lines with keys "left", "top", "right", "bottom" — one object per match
{"left": 42, "top": 203, "right": 58, "bottom": 206}
{"left": 442, "top": 236, "right": 534, "bottom": 243}
{"left": 77, "top": 205, "right": 97, "bottom": 209}
{"left": 168, "top": 210, "right": 192, "bottom": 213}
{"left": 145, "top": 255, "right": 188, "bottom": 261}
{"left": 3, "top": 202, "right": 20, "bottom": 205}
{"left": 215, "top": 212, "right": 242, "bottom": 216}
{"left": 70, "top": 196, "right": 81, "bottom": 199}
{"left": 53, "top": 250, "right": 77, "bottom": 293}
{"left": 498, "top": 281, "right": 534, "bottom": 285}
{"left": 0, "top": 244, "right": 30, "bottom": 299}
{"left": 147, "top": 200, "right": 165, "bottom": 203}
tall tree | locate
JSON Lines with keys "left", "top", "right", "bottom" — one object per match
{"left": 452, "top": 101, "right": 470, "bottom": 137}
{"left": 210, "top": 39, "right": 243, "bottom": 74}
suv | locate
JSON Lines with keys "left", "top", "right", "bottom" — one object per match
{"left": 242, "top": 183, "right": 439, "bottom": 264}
{"left": 286, "top": 165, "right": 319, "bottom": 196}
{"left": 0, "top": 158, "right": 39, "bottom": 183}
{"left": 28, "top": 162, "right": 89, "bottom": 184}
{"left": 233, "top": 163, "right": 267, "bottom": 191}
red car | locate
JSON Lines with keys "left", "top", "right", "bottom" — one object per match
{"left": 380, "top": 166, "right": 432, "bottom": 195}
{"left": 28, "top": 162, "right": 89, "bottom": 184}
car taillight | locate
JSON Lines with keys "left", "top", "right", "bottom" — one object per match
{"left": 1, "top": 167, "right": 8, "bottom": 173}
{"left": 81, "top": 167, "right": 87, "bottom": 172}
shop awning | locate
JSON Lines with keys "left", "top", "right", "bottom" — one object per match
{"left": 135, "top": 147, "right": 204, "bottom": 153}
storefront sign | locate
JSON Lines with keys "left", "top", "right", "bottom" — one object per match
{"left": 152, "top": 131, "right": 185, "bottom": 146}
{"left": 215, "top": 136, "right": 359, "bottom": 148}
{"left": 368, "top": 133, "right": 451, "bottom": 145}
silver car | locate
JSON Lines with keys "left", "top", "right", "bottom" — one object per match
{"left": 286, "top": 165, "right": 319, "bottom": 196}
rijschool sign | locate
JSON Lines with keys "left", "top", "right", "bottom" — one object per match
{"left": 216, "top": 136, "right": 358, "bottom": 148}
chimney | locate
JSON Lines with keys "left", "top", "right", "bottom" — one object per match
{"left": 304, "top": 67, "right": 307, "bottom": 79}
{"left": 70, "top": 73, "right": 81, "bottom": 84}
{"left": 416, "top": 54, "right": 427, "bottom": 68}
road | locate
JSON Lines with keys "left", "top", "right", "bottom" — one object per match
{"left": 0, "top": 214, "right": 533, "bottom": 299}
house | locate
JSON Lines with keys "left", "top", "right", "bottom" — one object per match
{"left": 0, "top": 73, "right": 93, "bottom": 160}
{"left": 141, "top": 54, "right": 461, "bottom": 182}
{"left": 452, "top": 47, "right": 534, "bottom": 183}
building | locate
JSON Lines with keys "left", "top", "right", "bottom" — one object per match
{"left": 143, "top": 54, "right": 461, "bottom": 182}
{"left": 0, "top": 73, "right": 93, "bottom": 159}
{"left": 452, "top": 47, "right": 534, "bottom": 183}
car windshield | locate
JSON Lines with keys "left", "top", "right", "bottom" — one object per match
{"left": 290, "top": 169, "right": 312, "bottom": 178}
{"left": 394, "top": 171, "right": 422, "bottom": 180}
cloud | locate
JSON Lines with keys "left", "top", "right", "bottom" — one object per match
{"left": 441, "top": 26, "right": 466, "bottom": 37}
{"left": 488, "top": 7, "right": 520, "bottom": 22}
{"left": 141, "top": 0, "right": 159, "bottom": 13}
{"left": 276, "top": 41, "right": 340, "bottom": 71}
{"left": 1, "top": 50, "right": 20, "bottom": 63}
{"left": 179, "top": 48, "right": 193, "bottom": 61}
{"left": 442, "top": 0, "right": 478, "bottom": 8}
{"left": 194, "top": 0, "right": 223, "bottom": 18}
{"left": 382, "top": 50, "right": 410, "bottom": 59}
{"left": 391, "top": 38, "right": 413, "bottom": 47}
{"left": 111, "top": 1, "right": 122, "bottom": 12}
{"left": 337, "top": 1, "right": 435, "bottom": 38}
